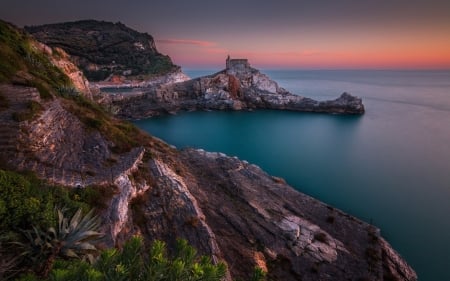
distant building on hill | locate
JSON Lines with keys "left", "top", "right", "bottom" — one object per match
{"left": 226, "top": 55, "right": 249, "bottom": 70}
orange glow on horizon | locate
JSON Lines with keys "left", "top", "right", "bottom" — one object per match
{"left": 157, "top": 34, "right": 450, "bottom": 70}
{"left": 162, "top": 48, "right": 450, "bottom": 70}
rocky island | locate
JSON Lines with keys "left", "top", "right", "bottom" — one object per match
{"left": 0, "top": 19, "right": 414, "bottom": 281}
{"left": 100, "top": 56, "right": 365, "bottom": 119}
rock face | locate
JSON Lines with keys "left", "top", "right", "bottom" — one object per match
{"left": 175, "top": 149, "right": 416, "bottom": 281}
{"left": 93, "top": 68, "right": 189, "bottom": 89}
{"left": 1, "top": 20, "right": 415, "bottom": 281}
{"left": 125, "top": 148, "right": 417, "bottom": 281}
{"left": 105, "top": 59, "right": 365, "bottom": 119}
{"left": 26, "top": 20, "right": 180, "bottom": 82}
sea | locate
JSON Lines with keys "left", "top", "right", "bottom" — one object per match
{"left": 133, "top": 69, "right": 450, "bottom": 281}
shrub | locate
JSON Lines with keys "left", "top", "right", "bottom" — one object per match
{"left": 0, "top": 170, "right": 53, "bottom": 230}
{"left": 20, "top": 208, "right": 103, "bottom": 277}
{"left": 0, "top": 170, "right": 90, "bottom": 232}
{"left": 18, "top": 236, "right": 227, "bottom": 281}
{"left": 0, "top": 20, "right": 71, "bottom": 96}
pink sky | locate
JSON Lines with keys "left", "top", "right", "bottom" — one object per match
{"left": 2, "top": 0, "right": 450, "bottom": 70}
{"left": 157, "top": 29, "right": 450, "bottom": 69}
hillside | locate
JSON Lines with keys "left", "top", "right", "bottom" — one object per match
{"left": 0, "top": 20, "right": 416, "bottom": 281}
{"left": 26, "top": 20, "right": 179, "bottom": 81}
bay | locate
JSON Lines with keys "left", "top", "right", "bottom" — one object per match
{"left": 134, "top": 69, "right": 450, "bottom": 281}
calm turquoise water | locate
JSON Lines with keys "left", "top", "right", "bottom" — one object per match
{"left": 134, "top": 70, "right": 450, "bottom": 281}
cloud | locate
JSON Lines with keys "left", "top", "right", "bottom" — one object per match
{"left": 205, "top": 48, "right": 228, "bottom": 54}
{"left": 157, "top": 39, "right": 216, "bottom": 47}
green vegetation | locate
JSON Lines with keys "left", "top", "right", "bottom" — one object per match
{"left": 0, "top": 20, "right": 72, "bottom": 98}
{"left": 16, "top": 237, "right": 227, "bottom": 281}
{"left": 26, "top": 20, "right": 178, "bottom": 81}
{"left": 20, "top": 208, "right": 103, "bottom": 277}
{"left": 0, "top": 170, "right": 99, "bottom": 232}
{"left": 0, "top": 20, "right": 25, "bottom": 83}
{"left": 62, "top": 93, "right": 150, "bottom": 153}
{"left": 0, "top": 170, "right": 105, "bottom": 279}
{"left": 1, "top": 20, "right": 148, "bottom": 152}
{"left": 0, "top": 171, "right": 127, "bottom": 231}
{"left": 136, "top": 54, "right": 176, "bottom": 78}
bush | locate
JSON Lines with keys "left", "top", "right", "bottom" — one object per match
{"left": 0, "top": 20, "right": 71, "bottom": 96}
{"left": 17, "top": 236, "right": 227, "bottom": 281}
{"left": 19, "top": 208, "right": 103, "bottom": 277}
{"left": 0, "top": 170, "right": 90, "bottom": 232}
{"left": 0, "top": 170, "right": 52, "bottom": 230}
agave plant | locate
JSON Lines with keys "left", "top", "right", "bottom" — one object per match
{"left": 22, "top": 208, "right": 104, "bottom": 277}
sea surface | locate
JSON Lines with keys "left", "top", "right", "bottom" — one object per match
{"left": 134, "top": 69, "right": 450, "bottom": 281}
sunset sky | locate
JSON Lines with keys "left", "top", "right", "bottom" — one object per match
{"left": 1, "top": 0, "right": 450, "bottom": 69}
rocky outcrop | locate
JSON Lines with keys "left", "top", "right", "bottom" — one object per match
{"left": 1, "top": 19, "right": 415, "bottom": 281}
{"left": 93, "top": 68, "right": 189, "bottom": 90}
{"left": 165, "top": 149, "right": 415, "bottom": 281}
{"left": 105, "top": 61, "right": 365, "bottom": 119}
{"left": 26, "top": 20, "right": 180, "bottom": 82}
{"left": 0, "top": 84, "right": 145, "bottom": 187}
{"left": 47, "top": 46, "right": 93, "bottom": 99}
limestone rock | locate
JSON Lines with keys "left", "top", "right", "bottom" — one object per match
{"left": 0, "top": 20, "right": 414, "bottom": 281}
{"left": 105, "top": 59, "right": 365, "bottom": 119}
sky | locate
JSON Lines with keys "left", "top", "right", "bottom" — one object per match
{"left": 1, "top": 0, "right": 450, "bottom": 69}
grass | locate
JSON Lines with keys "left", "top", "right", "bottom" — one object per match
{"left": 1, "top": 21, "right": 157, "bottom": 155}
{"left": 62, "top": 94, "right": 151, "bottom": 153}
{"left": 0, "top": 20, "right": 71, "bottom": 99}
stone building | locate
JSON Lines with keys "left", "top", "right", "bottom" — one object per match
{"left": 226, "top": 55, "right": 250, "bottom": 70}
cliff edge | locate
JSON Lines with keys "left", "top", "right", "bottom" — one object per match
{"left": 0, "top": 20, "right": 413, "bottom": 281}
{"left": 26, "top": 20, "right": 186, "bottom": 83}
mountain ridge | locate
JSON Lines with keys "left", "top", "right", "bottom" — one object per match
{"left": 26, "top": 20, "right": 179, "bottom": 82}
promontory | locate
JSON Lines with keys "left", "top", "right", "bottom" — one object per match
{"left": 0, "top": 19, "right": 414, "bottom": 281}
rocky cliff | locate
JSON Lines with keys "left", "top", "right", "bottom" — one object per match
{"left": 104, "top": 60, "right": 365, "bottom": 119}
{"left": 26, "top": 20, "right": 181, "bottom": 82}
{"left": 0, "top": 20, "right": 415, "bottom": 281}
